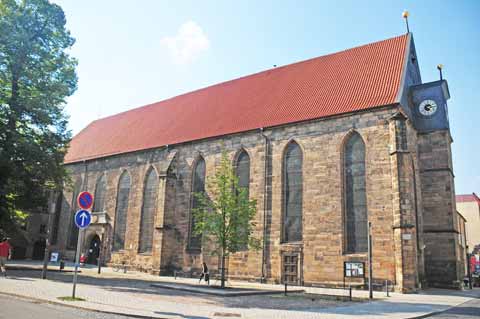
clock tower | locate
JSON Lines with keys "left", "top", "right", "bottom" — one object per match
{"left": 410, "top": 79, "right": 464, "bottom": 288}
{"left": 410, "top": 80, "right": 450, "bottom": 133}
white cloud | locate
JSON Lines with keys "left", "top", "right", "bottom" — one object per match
{"left": 161, "top": 21, "right": 210, "bottom": 65}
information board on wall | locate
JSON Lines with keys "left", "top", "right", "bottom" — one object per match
{"left": 344, "top": 261, "right": 365, "bottom": 278}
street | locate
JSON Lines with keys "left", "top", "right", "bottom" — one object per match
{"left": 428, "top": 298, "right": 480, "bottom": 318}
{"left": 0, "top": 294, "right": 135, "bottom": 319}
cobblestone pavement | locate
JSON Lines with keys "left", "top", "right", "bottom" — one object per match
{"left": 1, "top": 265, "right": 480, "bottom": 319}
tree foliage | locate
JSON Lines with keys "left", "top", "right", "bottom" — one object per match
{"left": 0, "top": 0, "right": 77, "bottom": 231}
{"left": 192, "top": 150, "right": 260, "bottom": 287}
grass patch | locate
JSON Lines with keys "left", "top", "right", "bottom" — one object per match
{"left": 57, "top": 296, "right": 86, "bottom": 302}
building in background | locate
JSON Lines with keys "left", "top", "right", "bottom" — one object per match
{"left": 457, "top": 193, "right": 480, "bottom": 253}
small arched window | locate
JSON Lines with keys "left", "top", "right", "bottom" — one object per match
{"left": 189, "top": 157, "right": 205, "bottom": 250}
{"left": 283, "top": 141, "right": 303, "bottom": 242}
{"left": 138, "top": 167, "right": 158, "bottom": 253}
{"left": 93, "top": 174, "right": 107, "bottom": 212}
{"left": 67, "top": 177, "right": 82, "bottom": 249}
{"left": 344, "top": 132, "right": 368, "bottom": 253}
{"left": 113, "top": 171, "right": 131, "bottom": 251}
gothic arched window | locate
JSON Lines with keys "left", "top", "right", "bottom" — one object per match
{"left": 344, "top": 132, "right": 368, "bottom": 253}
{"left": 138, "top": 167, "right": 158, "bottom": 253}
{"left": 51, "top": 191, "right": 63, "bottom": 245}
{"left": 67, "top": 177, "right": 82, "bottom": 249}
{"left": 234, "top": 150, "right": 250, "bottom": 250}
{"left": 235, "top": 150, "right": 250, "bottom": 195}
{"left": 282, "top": 141, "right": 303, "bottom": 242}
{"left": 93, "top": 174, "right": 107, "bottom": 212}
{"left": 189, "top": 157, "right": 205, "bottom": 250}
{"left": 113, "top": 171, "right": 131, "bottom": 251}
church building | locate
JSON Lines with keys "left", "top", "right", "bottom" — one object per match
{"left": 50, "top": 33, "right": 465, "bottom": 292}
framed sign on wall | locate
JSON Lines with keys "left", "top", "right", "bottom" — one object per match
{"left": 344, "top": 261, "right": 365, "bottom": 278}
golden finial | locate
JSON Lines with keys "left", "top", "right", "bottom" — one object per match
{"left": 402, "top": 10, "right": 410, "bottom": 33}
{"left": 437, "top": 64, "right": 444, "bottom": 80}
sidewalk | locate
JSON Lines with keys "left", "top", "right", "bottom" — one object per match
{"left": 2, "top": 260, "right": 480, "bottom": 319}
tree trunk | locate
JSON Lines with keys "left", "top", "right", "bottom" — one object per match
{"left": 221, "top": 250, "right": 226, "bottom": 288}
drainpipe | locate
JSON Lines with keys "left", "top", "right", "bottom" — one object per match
{"left": 260, "top": 128, "right": 269, "bottom": 283}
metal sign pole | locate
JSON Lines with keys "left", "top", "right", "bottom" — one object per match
{"left": 72, "top": 228, "right": 83, "bottom": 299}
{"left": 368, "top": 221, "right": 373, "bottom": 299}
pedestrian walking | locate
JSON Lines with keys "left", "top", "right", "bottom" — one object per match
{"left": 0, "top": 237, "right": 12, "bottom": 278}
{"left": 199, "top": 262, "right": 209, "bottom": 285}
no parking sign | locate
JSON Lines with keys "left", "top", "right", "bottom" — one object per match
{"left": 77, "top": 191, "right": 93, "bottom": 210}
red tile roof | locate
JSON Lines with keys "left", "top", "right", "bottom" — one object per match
{"left": 65, "top": 34, "right": 409, "bottom": 164}
{"left": 457, "top": 193, "right": 480, "bottom": 204}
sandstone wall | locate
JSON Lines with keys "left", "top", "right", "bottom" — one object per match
{"left": 50, "top": 105, "right": 438, "bottom": 291}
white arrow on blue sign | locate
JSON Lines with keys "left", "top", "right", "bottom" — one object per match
{"left": 74, "top": 209, "right": 92, "bottom": 229}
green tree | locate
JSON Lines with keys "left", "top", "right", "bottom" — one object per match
{"left": 0, "top": 0, "right": 77, "bottom": 232}
{"left": 193, "top": 151, "right": 260, "bottom": 288}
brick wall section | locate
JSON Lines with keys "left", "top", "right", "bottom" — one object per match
{"left": 49, "top": 105, "right": 461, "bottom": 292}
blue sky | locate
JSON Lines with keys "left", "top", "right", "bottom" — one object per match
{"left": 54, "top": 0, "right": 479, "bottom": 195}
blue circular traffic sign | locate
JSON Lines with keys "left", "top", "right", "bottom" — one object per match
{"left": 77, "top": 191, "right": 93, "bottom": 210}
{"left": 75, "top": 210, "right": 92, "bottom": 229}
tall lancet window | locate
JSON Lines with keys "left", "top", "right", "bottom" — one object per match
{"left": 93, "top": 174, "right": 106, "bottom": 212}
{"left": 282, "top": 141, "right": 303, "bottom": 242}
{"left": 189, "top": 157, "right": 205, "bottom": 250}
{"left": 113, "top": 171, "right": 131, "bottom": 251}
{"left": 67, "top": 177, "right": 82, "bottom": 249}
{"left": 235, "top": 150, "right": 250, "bottom": 196}
{"left": 344, "top": 132, "right": 368, "bottom": 253}
{"left": 235, "top": 150, "right": 250, "bottom": 250}
{"left": 138, "top": 167, "right": 158, "bottom": 253}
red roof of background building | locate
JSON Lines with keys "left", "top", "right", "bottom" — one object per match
{"left": 457, "top": 193, "right": 480, "bottom": 204}
{"left": 65, "top": 34, "right": 409, "bottom": 164}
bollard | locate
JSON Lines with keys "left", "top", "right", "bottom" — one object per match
{"left": 284, "top": 282, "right": 287, "bottom": 296}
{"left": 385, "top": 280, "right": 389, "bottom": 297}
{"left": 174, "top": 270, "right": 177, "bottom": 280}
{"left": 349, "top": 285, "right": 352, "bottom": 301}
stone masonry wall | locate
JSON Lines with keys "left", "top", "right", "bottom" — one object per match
{"left": 51, "top": 105, "right": 440, "bottom": 292}
{"left": 418, "top": 130, "right": 464, "bottom": 288}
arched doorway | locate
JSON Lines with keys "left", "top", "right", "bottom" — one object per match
{"left": 32, "top": 239, "right": 46, "bottom": 260}
{"left": 87, "top": 235, "right": 101, "bottom": 265}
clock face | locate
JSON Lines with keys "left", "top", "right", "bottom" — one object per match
{"left": 418, "top": 99, "right": 438, "bottom": 116}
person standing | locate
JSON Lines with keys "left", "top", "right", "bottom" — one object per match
{"left": 0, "top": 237, "right": 12, "bottom": 277}
{"left": 199, "top": 262, "right": 209, "bottom": 285}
